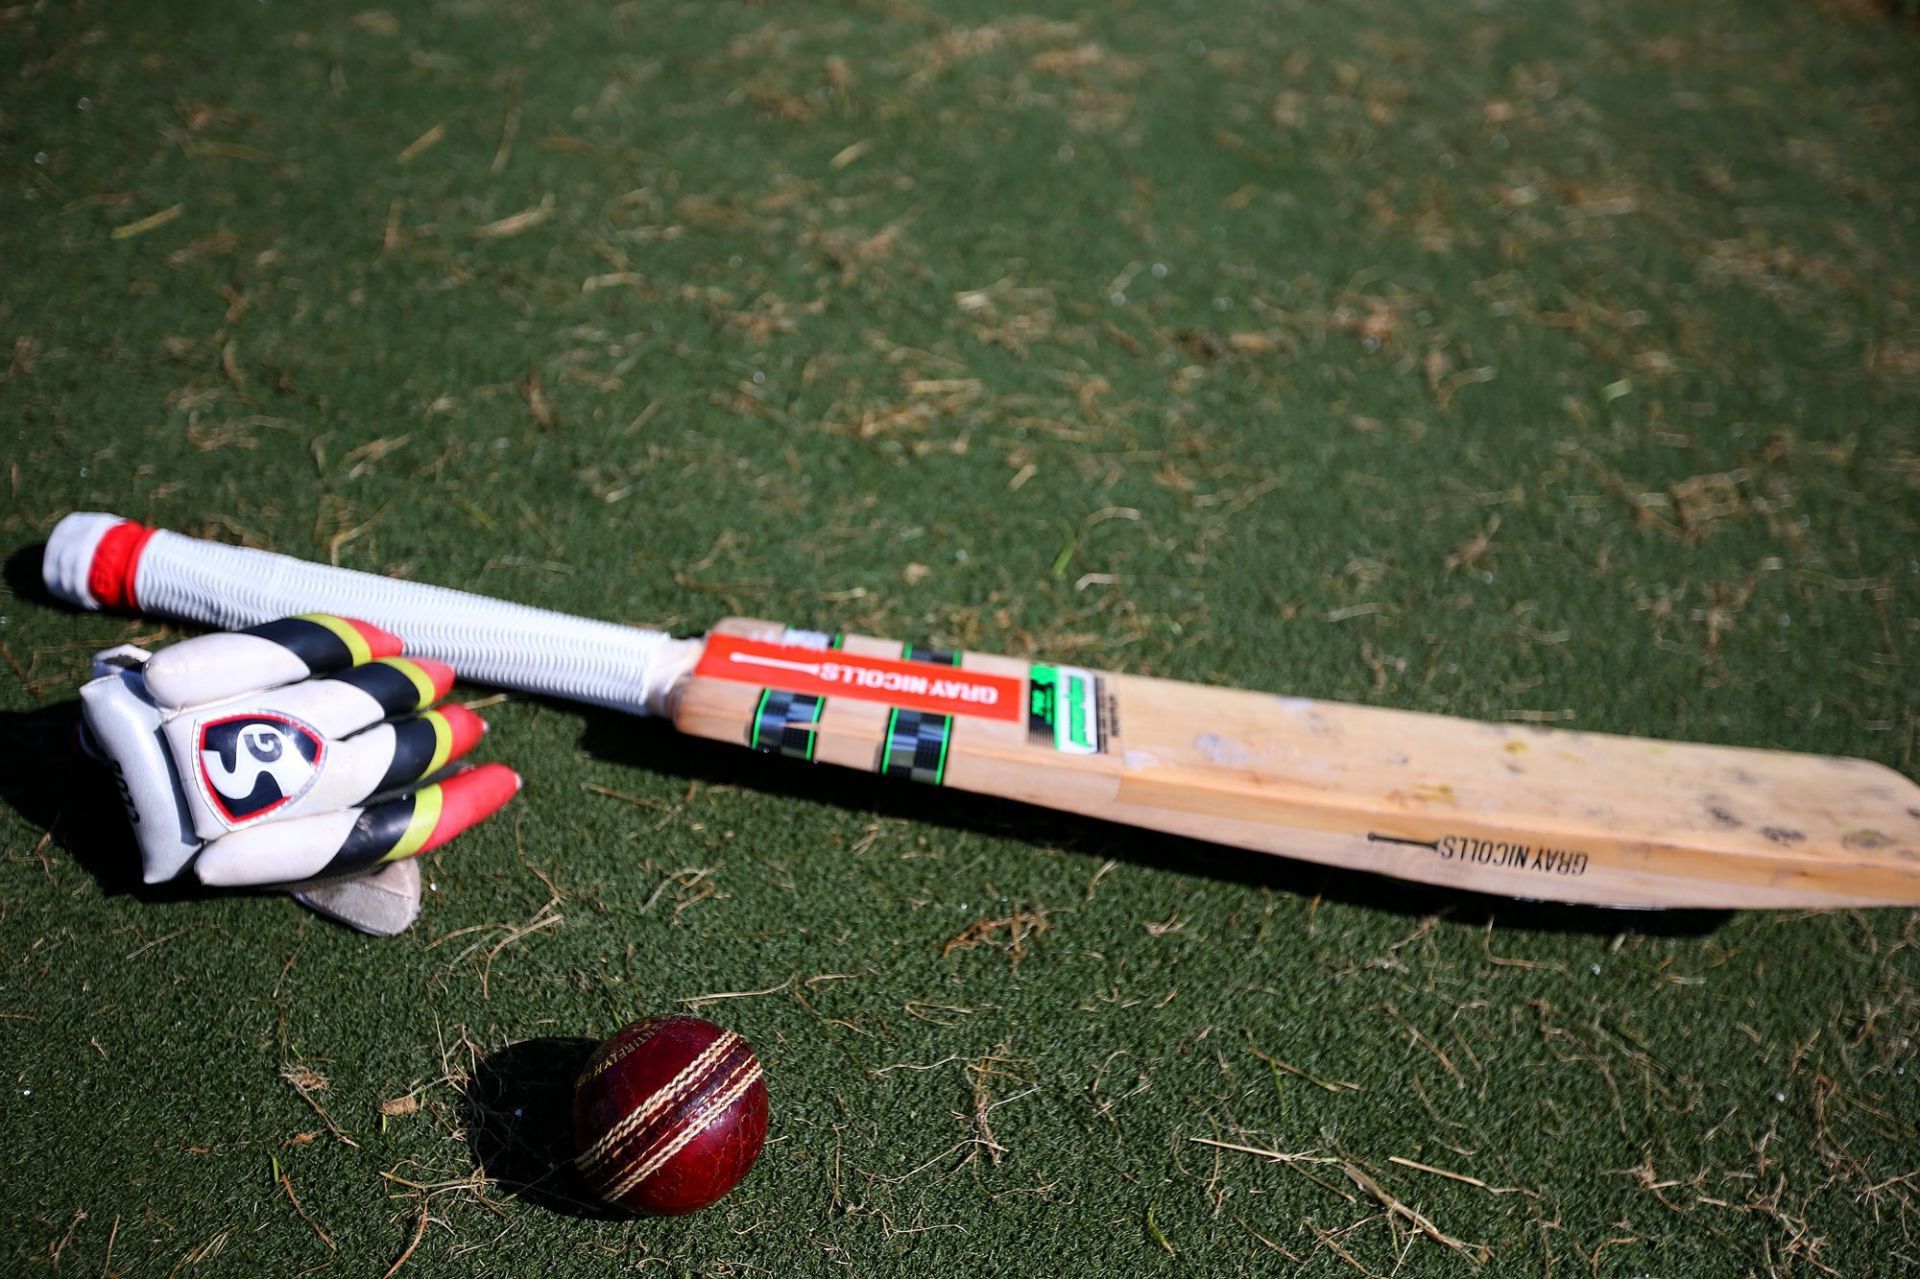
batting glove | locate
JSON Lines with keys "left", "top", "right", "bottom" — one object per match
{"left": 78, "top": 614, "right": 520, "bottom": 897}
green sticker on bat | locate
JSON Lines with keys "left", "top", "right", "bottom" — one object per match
{"left": 1028, "top": 665, "right": 1104, "bottom": 756}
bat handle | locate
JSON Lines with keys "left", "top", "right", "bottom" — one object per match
{"left": 44, "top": 513, "right": 701, "bottom": 717}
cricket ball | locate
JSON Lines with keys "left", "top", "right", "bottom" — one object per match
{"left": 572, "top": 1014, "right": 769, "bottom": 1215}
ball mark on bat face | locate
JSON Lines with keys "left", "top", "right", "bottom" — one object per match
{"left": 573, "top": 1015, "right": 769, "bottom": 1215}
{"left": 1273, "top": 697, "right": 1334, "bottom": 736}
{"left": 1194, "top": 733, "right": 1257, "bottom": 768}
{"left": 1707, "top": 804, "right": 1743, "bottom": 830}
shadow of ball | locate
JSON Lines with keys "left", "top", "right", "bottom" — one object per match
{"left": 461, "top": 1036, "right": 624, "bottom": 1220}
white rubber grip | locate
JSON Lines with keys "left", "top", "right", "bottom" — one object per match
{"left": 44, "top": 514, "right": 698, "bottom": 716}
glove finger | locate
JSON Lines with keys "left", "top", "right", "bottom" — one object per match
{"left": 144, "top": 615, "right": 403, "bottom": 708}
{"left": 307, "top": 703, "right": 490, "bottom": 810}
{"left": 368, "top": 703, "right": 489, "bottom": 796}
{"left": 196, "top": 763, "right": 520, "bottom": 887}
{"left": 267, "top": 656, "right": 456, "bottom": 738}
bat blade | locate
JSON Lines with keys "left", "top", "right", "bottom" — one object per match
{"left": 43, "top": 514, "right": 1920, "bottom": 909}
{"left": 674, "top": 620, "right": 1920, "bottom": 910}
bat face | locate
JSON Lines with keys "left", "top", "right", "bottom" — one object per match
{"left": 673, "top": 619, "right": 1920, "bottom": 911}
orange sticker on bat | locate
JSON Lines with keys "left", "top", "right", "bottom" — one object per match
{"left": 695, "top": 634, "right": 1023, "bottom": 722}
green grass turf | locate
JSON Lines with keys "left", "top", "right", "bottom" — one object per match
{"left": 3, "top": 0, "right": 1918, "bottom": 1273}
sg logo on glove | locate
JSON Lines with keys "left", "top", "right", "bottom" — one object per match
{"left": 199, "top": 714, "right": 325, "bottom": 821}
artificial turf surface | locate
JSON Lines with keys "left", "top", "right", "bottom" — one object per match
{"left": 3, "top": 0, "right": 1918, "bottom": 1273}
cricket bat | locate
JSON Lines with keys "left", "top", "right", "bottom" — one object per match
{"left": 42, "top": 513, "right": 1920, "bottom": 910}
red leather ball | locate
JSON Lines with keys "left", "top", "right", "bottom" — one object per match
{"left": 572, "top": 1015, "right": 769, "bottom": 1214}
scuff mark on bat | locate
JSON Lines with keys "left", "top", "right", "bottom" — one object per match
{"left": 1194, "top": 733, "right": 1258, "bottom": 768}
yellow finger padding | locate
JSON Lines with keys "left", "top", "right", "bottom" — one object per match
{"left": 381, "top": 657, "right": 440, "bottom": 709}
{"left": 424, "top": 709, "right": 454, "bottom": 776}
{"left": 382, "top": 785, "right": 444, "bottom": 863}
{"left": 298, "top": 613, "right": 375, "bottom": 666}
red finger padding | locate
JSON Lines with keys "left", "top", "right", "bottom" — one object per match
{"left": 419, "top": 763, "right": 522, "bottom": 854}
{"left": 438, "top": 703, "right": 488, "bottom": 759}
{"left": 411, "top": 657, "right": 457, "bottom": 703}
{"left": 343, "top": 618, "right": 406, "bottom": 660}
